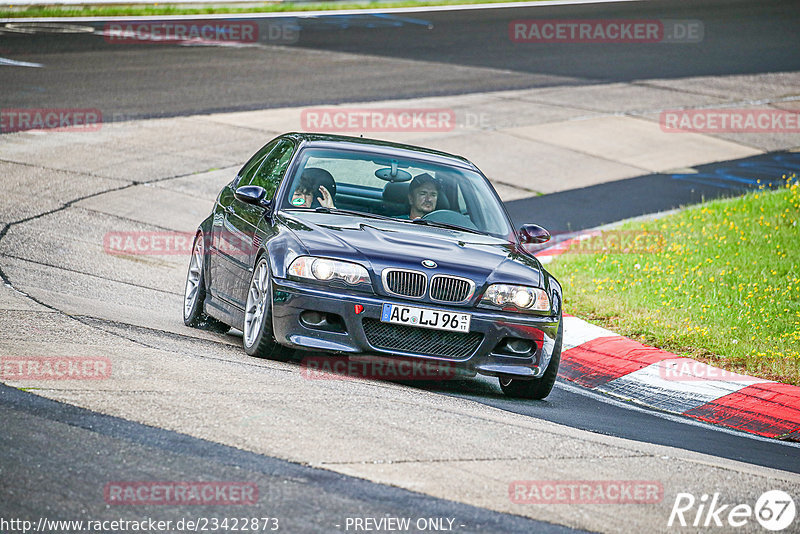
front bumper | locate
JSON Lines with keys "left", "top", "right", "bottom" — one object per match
{"left": 270, "top": 278, "right": 561, "bottom": 379}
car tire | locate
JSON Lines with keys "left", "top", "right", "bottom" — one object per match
{"left": 183, "top": 232, "right": 229, "bottom": 333}
{"left": 499, "top": 320, "right": 563, "bottom": 400}
{"left": 243, "top": 257, "right": 288, "bottom": 360}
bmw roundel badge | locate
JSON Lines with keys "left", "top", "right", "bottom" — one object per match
{"left": 421, "top": 259, "right": 437, "bottom": 269}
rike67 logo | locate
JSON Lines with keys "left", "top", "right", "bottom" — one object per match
{"left": 668, "top": 490, "right": 795, "bottom": 531}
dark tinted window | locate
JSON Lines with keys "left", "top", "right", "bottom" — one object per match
{"left": 245, "top": 139, "right": 295, "bottom": 200}
{"left": 237, "top": 140, "right": 278, "bottom": 187}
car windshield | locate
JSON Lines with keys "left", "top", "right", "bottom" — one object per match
{"left": 281, "top": 147, "right": 514, "bottom": 238}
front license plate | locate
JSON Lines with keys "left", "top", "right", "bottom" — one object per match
{"left": 380, "top": 303, "right": 471, "bottom": 333}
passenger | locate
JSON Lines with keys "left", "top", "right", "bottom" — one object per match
{"left": 406, "top": 173, "right": 439, "bottom": 219}
{"left": 291, "top": 168, "right": 336, "bottom": 209}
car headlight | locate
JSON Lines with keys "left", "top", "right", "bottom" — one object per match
{"left": 480, "top": 284, "right": 550, "bottom": 312}
{"left": 288, "top": 256, "right": 371, "bottom": 288}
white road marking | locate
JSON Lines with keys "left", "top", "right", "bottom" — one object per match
{"left": 562, "top": 315, "right": 616, "bottom": 348}
{"left": 2, "top": 22, "right": 94, "bottom": 33}
{"left": 0, "top": 57, "right": 43, "bottom": 67}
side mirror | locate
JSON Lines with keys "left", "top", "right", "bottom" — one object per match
{"left": 518, "top": 224, "right": 551, "bottom": 245}
{"left": 235, "top": 186, "right": 271, "bottom": 209}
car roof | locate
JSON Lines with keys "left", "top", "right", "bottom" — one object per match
{"left": 280, "top": 132, "right": 478, "bottom": 171}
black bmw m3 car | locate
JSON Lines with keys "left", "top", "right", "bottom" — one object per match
{"left": 183, "top": 133, "right": 563, "bottom": 399}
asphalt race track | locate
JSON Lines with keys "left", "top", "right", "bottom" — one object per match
{"left": 2, "top": 0, "right": 800, "bottom": 533}
{"left": 1, "top": 0, "right": 799, "bottom": 118}
{"left": 0, "top": 385, "right": 576, "bottom": 533}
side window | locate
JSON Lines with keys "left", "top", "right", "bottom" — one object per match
{"left": 247, "top": 140, "right": 295, "bottom": 200}
{"left": 237, "top": 140, "right": 278, "bottom": 187}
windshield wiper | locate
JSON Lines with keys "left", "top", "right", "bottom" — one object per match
{"left": 408, "top": 218, "right": 483, "bottom": 235}
{"left": 298, "top": 207, "right": 482, "bottom": 233}
{"left": 313, "top": 207, "right": 396, "bottom": 221}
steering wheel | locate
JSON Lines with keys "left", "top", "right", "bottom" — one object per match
{"left": 421, "top": 210, "right": 479, "bottom": 230}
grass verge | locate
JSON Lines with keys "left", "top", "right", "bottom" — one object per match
{"left": 547, "top": 178, "right": 800, "bottom": 386}
{"left": 1, "top": 0, "right": 542, "bottom": 19}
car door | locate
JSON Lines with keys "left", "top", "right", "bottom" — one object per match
{"left": 224, "top": 139, "right": 296, "bottom": 310}
{"left": 209, "top": 140, "right": 278, "bottom": 306}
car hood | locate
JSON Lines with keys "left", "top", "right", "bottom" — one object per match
{"left": 280, "top": 211, "right": 542, "bottom": 287}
